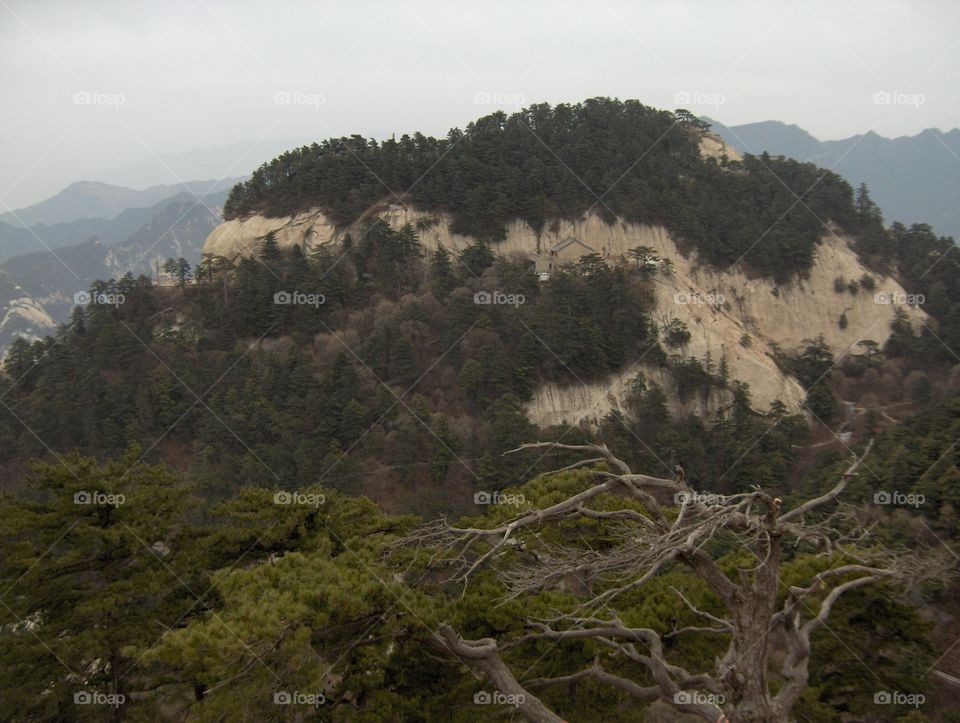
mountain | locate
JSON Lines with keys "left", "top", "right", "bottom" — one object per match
{"left": 204, "top": 202, "right": 923, "bottom": 421}
{"left": 205, "top": 100, "right": 926, "bottom": 421}
{"left": 5, "top": 99, "right": 960, "bottom": 722}
{"left": 0, "top": 191, "right": 225, "bottom": 356}
{"left": 706, "top": 119, "right": 960, "bottom": 240}
{"left": 0, "top": 202, "right": 170, "bottom": 263}
{"left": 0, "top": 178, "right": 238, "bottom": 228}
{"left": 222, "top": 99, "right": 856, "bottom": 282}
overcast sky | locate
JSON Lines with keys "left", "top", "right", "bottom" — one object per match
{"left": 1, "top": 0, "right": 958, "bottom": 210}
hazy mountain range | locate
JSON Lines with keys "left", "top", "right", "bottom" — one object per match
{"left": 0, "top": 185, "right": 229, "bottom": 356}
{"left": 706, "top": 119, "right": 960, "bottom": 240}
{"left": 0, "top": 178, "right": 237, "bottom": 260}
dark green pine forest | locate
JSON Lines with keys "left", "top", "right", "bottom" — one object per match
{"left": 2, "top": 99, "right": 960, "bottom": 722}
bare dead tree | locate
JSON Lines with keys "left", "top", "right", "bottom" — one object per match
{"left": 405, "top": 440, "right": 952, "bottom": 723}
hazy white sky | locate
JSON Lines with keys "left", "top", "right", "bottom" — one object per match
{"left": 1, "top": 0, "right": 957, "bottom": 209}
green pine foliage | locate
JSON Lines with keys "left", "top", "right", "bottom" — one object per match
{"left": 224, "top": 99, "right": 858, "bottom": 282}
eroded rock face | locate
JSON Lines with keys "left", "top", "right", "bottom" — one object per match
{"left": 698, "top": 131, "right": 743, "bottom": 162}
{"left": 203, "top": 211, "right": 337, "bottom": 259}
{"left": 202, "top": 206, "right": 926, "bottom": 424}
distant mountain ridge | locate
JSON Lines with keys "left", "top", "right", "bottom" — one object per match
{"left": 0, "top": 179, "right": 243, "bottom": 263}
{"left": 0, "top": 190, "right": 227, "bottom": 357}
{"left": 1, "top": 204, "right": 164, "bottom": 264}
{"left": 705, "top": 119, "right": 960, "bottom": 240}
{"left": 0, "top": 178, "right": 238, "bottom": 228}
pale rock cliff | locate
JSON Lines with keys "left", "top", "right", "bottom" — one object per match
{"left": 202, "top": 206, "right": 926, "bottom": 425}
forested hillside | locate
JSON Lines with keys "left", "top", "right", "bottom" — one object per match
{"left": 3, "top": 100, "right": 960, "bottom": 722}
{"left": 223, "top": 100, "right": 857, "bottom": 281}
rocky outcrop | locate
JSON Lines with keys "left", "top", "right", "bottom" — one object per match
{"left": 698, "top": 131, "right": 743, "bottom": 162}
{"left": 0, "top": 272, "right": 58, "bottom": 358}
{"left": 527, "top": 365, "right": 735, "bottom": 429}
{"left": 202, "top": 206, "right": 927, "bottom": 424}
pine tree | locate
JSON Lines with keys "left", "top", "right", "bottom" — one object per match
{"left": 459, "top": 241, "right": 495, "bottom": 277}
{"left": 0, "top": 450, "right": 195, "bottom": 718}
{"left": 174, "top": 257, "right": 192, "bottom": 287}
{"left": 388, "top": 335, "right": 418, "bottom": 386}
{"left": 259, "top": 231, "right": 281, "bottom": 262}
{"left": 430, "top": 246, "right": 456, "bottom": 299}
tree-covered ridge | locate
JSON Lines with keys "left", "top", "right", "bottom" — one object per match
{"left": 0, "top": 229, "right": 672, "bottom": 503}
{"left": 3, "top": 151, "right": 960, "bottom": 720}
{"left": 1, "top": 212, "right": 959, "bottom": 721}
{"left": 223, "top": 98, "right": 858, "bottom": 281}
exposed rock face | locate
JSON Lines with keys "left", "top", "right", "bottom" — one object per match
{"left": 527, "top": 365, "right": 736, "bottom": 429}
{"left": 698, "top": 131, "right": 743, "bottom": 162}
{"left": 203, "top": 212, "right": 337, "bottom": 260}
{"left": 202, "top": 206, "right": 927, "bottom": 424}
{"left": 0, "top": 271, "right": 58, "bottom": 357}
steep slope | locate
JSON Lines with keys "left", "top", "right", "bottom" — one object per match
{"left": 104, "top": 196, "right": 225, "bottom": 276}
{"left": 0, "top": 270, "right": 58, "bottom": 353}
{"left": 202, "top": 205, "right": 925, "bottom": 421}
{"left": 200, "top": 100, "right": 929, "bottom": 424}
{"left": 708, "top": 119, "right": 960, "bottom": 240}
